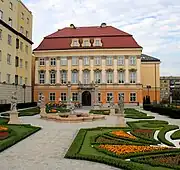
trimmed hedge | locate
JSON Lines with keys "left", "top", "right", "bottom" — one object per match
{"left": 0, "top": 102, "right": 37, "bottom": 113}
{"left": 157, "top": 125, "right": 179, "bottom": 147}
{"left": 171, "top": 129, "right": 180, "bottom": 140}
{"left": 143, "top": 104, "right": 180, "bottom": 119}
{"left": 89, "top": 109, "right": 110, "bottom": 115}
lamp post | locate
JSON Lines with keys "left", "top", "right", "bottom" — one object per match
{"left": 146, "top": 85, "right": 151, "bottom": 96}
{"left": 22, "top": 84, "right": 26, "bottom": 103}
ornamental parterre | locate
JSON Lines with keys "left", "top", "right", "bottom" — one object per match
{"left": 111, "top": 130, "right": 136, "bottom": 140}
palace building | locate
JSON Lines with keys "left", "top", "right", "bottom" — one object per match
{"left": 0, "top": 0, "right": 33, "bottom": 104}
{"left": 33, "top": 23, "right": 160, "bottom": 106}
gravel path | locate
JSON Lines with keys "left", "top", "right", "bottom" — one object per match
{"left": 0, "top": 113, "right": 121, "bottom": 170}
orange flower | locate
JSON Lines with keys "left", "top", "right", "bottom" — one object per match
{"left": 111, "top": 130, "right": 136, "bottom": 139}
{"left": 99, "top": 144, "right": 168, "bottom": 155}
{"left": 0, "top": 126, "right": 8, "bottom": 131}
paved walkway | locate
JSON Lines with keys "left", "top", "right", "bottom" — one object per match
{"left": 0, "top": 111, "right": 121, "bottom": 170}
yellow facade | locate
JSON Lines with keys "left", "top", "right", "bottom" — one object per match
{"left": 0, "top": 0, "right": 33, "bottom": 103}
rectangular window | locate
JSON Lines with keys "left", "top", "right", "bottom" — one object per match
{"left": 10, "top": 2, "right": 13, "bottom": 10}
{"left": 50, "top": 71, "right": 56, "bottom": 84}
{"left": 98, "top": 93, "right": 101, "bottom": 102}
{"left": 129, "top": 56, "right": 136, "bottom": 65}
{"left": 0, "top": 72, "right": 1, "bottom": 82}
{"left": 25, "top": 61, "right": 28, "bottom": 69}
{"left": 15, "top": 56, "right": 19, "bottom": 67}
{"left": 71, "top": 71, "right": 78, "bottom": 84}
{"left": 20, "top": 59, "right": 23, "bottom": 68}
{"left": 38, "top": 92, "right": 43, "bottom": 101}
{"left": 16, "top": 38, "right": 19, "bottom": 49}
{"left": 0, "top": 29, "right": 2, "bottom": 40}
{"left": 39, "top": 71, "right": 45, "bottom": 84}
{"left": 72, "top": 93, "right": 78, "bottom": 101}
{"left": 7, "top": 74, "right": 10, "bottom": 84}
{"left": 20, "top": 76, "right": 23, "bottom": 85}
{"left": 26, "top": 31, "right": 28, "bottom": 38}
{"left": 49, "top": 93, "right": 55, "bottom": 101}
{"left": 94, "top": 71, "right": 101, "bottom": 84}
{"left": 61, "top": 70, "right": 67, "bottom": 84}
{"left": 61, "top": 57, "right": 67, "bottom": 66}
{"left": 61, "top": 93, "right": 66, "bottom": 101}
{"left": 107, "top": 93, "right": 113, "bottom": 102}
{"left": 27, "top": 18, "right": 29, "bottom": 24}
{"left": 7, "top": 54, "right": 11, "bottom": 64}
{"left": 106, "top": 70, "right": 113, "bottom": 84}
{"left": 50, "top": 58, "right": 56, "bottom": 66}
{"left": 25, "top": 77, "right": 27, "bottom": 84}
{"left": 72, "top": 56, "right": 78, "bottom": 65}
{"left": 83, "top": 56, "right": 89, "bottom": 65}
{"left": 72, "top": 39, "right": 79, "bottom": 46}
{"left": 117, "top": 56, "right": 124, "bottom": 65}
{"left": 8, "top": 34, "right": 12, "bottom": 45}
{"left": 21, "top": 12, "right": 24, "bottom": 20}
{"left": 106, "top": 56, "right": 113, "bottom": 66}
{"left": 130, "top": 71, "right": 136, "bottom": 83}
{"left": 20, "top": 26, "right": 24, "bottom": 34}
{"left": 9, "top": 18, "right": 12, "bottom": 27}
{"left": 0, "top": 50, "right": 1, "bottom": 61}
{"left": 118, "top": 93, "right": 124, "bottom": 101}
{"left": 25, "top": 45, "right": 28, "bottom": 54}
{"left": 15, "top": 75, "right": 18, "bottom": 85}
{"left": 94, "top": 56, "right": 101, "bottom": 65}
{"left": 83, "top": 71, "right": 90, "bottom": 84}
{"left": 94, "top": 39, "right": 101, "bottom": 46}
{"left": 118, "top": 71, "right": 125, "bottom": 84}
{"left": 130, "top": 93, "right": 136, "bottom": 102}
{"left": 0, "top": 10, "right": 3, "bottom": 20}
{"left": 83, "top": 40, "right": 89, "bottom": 46}
{"left": 39, "top": 58, "right": 45, "bottom": 66}
{"left": 20, "top": 42, "right": 23, "bottom": 51}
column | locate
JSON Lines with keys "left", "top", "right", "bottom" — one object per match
{"left": 102, "top": 56, "right": 106, "bottom": 83}
{"left": 67, "top": 82, "right": 71, "bottom": 109}
{"left": 79, "top": 57, "right": 83, "bottom": 83}
{"left": 114, "top": 56, "right": 118, "bottom": 83}
{"left": 137, "top": 56, "right": 141, "bottom": 84}
{"left": 45, "top": 57, "right": 50, "bottom": 84}
{"left": 35, "top": 58, "right": 39, "bottom": 84}
{"left": 90, "top": 56, "right": 94, "bottom": 83}
{"left": 56, "top": 58, "right": 60, "bottom": 84}
{"left": 79, "top": 91, "right": 82, "bottom": 105}
{"left": 68, "top": 57, "right": 72, "bottom": 82}
{"left": 125, "top": 56, "right": 129, "bottom": 83}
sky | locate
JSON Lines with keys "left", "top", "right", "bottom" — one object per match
{"left": 23, "top": 0, "right": 180, "bottom": 76}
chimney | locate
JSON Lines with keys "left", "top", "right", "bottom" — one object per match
{"left": 100, "top": 23, "right": 107, "bottom": 28}
{"left": 70, "top": 24, "right": 76, "bottom": 29}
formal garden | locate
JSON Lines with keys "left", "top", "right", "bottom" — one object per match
{"left": 65, "top": 108, "right": 180, "bottom": 170}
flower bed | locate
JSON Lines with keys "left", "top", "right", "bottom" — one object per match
{"left": 111, "top": 130, "right": 136, "bottom": 140}
{"left": 0, "top": 131, "right": 9, "bottom": 140}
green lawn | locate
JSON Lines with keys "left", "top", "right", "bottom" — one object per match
{"left": 1, "top": 107, "right": 40, "bottom": 117}
{"left": 171, "top": 129, "right": 180, "bottom": 140}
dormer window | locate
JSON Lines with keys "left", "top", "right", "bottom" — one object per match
{"left": 93, "top": 39, "right": 102, "bottom": 46}
{"left": 71, "top": 39, "right": 80, "bottom": 47}
{"left": 82, "top": 39, "right": 90, "bottom": 47}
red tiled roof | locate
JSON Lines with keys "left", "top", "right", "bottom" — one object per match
{"left": 34, "top": 26, "right": 142, "bottom": 51}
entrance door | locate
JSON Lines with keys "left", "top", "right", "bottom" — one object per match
{"left": 82, "top": 91, "right": 91, "bottom": 106}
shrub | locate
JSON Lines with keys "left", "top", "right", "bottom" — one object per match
{"left": 89, "top": 109, "right": 110, "bottom": 115}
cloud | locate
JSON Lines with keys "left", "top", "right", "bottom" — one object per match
{"left": 24, "top": 0, "right": 180, "bottom": 76}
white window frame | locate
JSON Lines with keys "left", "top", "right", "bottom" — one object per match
{"left": 83, "top": 70, "right": 90, "bottom": 84}
{"left": 83, "top": 56, "right": 89, "bottom": 66}
{"left": 106, "top": 70, "right": 113, "bottom": 84}
{"left": 50, "top": 58, "right": 56, "bottom": 66}
{"left": 72, "top": 56, "right": 78, "bottom": 66}
{"left": 50, "top": 70, "right": 56, "bottom": 84}
{"left": 72, "top": 39, "right": 79, "bottom": 47}
{"left": 39, "top": 71, "right": 45, "bottom": 84}
{"left": 60, "top": 70, "right": 67, "bottom": 84}
{"left": 107, "top": 92, "right": 113, "bottom": 102}
{"left": 130, "top": 71, "right": 136, "bottom": 84}
{"left": 83, "top": 39, "right": 89, "bottom": 47}
{"left": 49, "top": 93, "right": 55, "bottom": 101}
{"left": 94, "top": 70, "right": 101, "bottom": 84}
{"left": 61, "top": 93, "right": 66, "bottom": 101}
{"left": 71, "top": 70, "right": 78, "bottom": 84}
{"left": 129, "top": 56, "right": 136, "bottom": 65}
{"left": 118, "top": 71, "right": 125, "bottom": 84}
{"left": 9, "top": 2, "right": 13, "bottom": 10}
{"left": 118, "top": 93, "right": 124, "bottom": 101}
{"left": 117, "top": 56, "right": 124, "bottom": 65}
{"left": 39, "top": 58, "right": 45, "bottom": 66}
{"left": 106, "top": 56, "right": 113, "bottom": 66}
{"left": 7, "top": 54, "right": 11, "bottom": 65}
{"left": 94, "top": 56, "right": 101, "bottom": 65}
{"left": 8, "top": 34, "right": 12, "bottom": 45}
{"left": 94, "top": 39, "right": 101, "bottom": 46}
{"left": 72, "top": 93, "right": 78, "bottom": 101}
{"left": 61, "top": 57, "right": 67, "bottom": 66}
{"left": 130, "top": 92, "right": 136, "bottom": 102}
